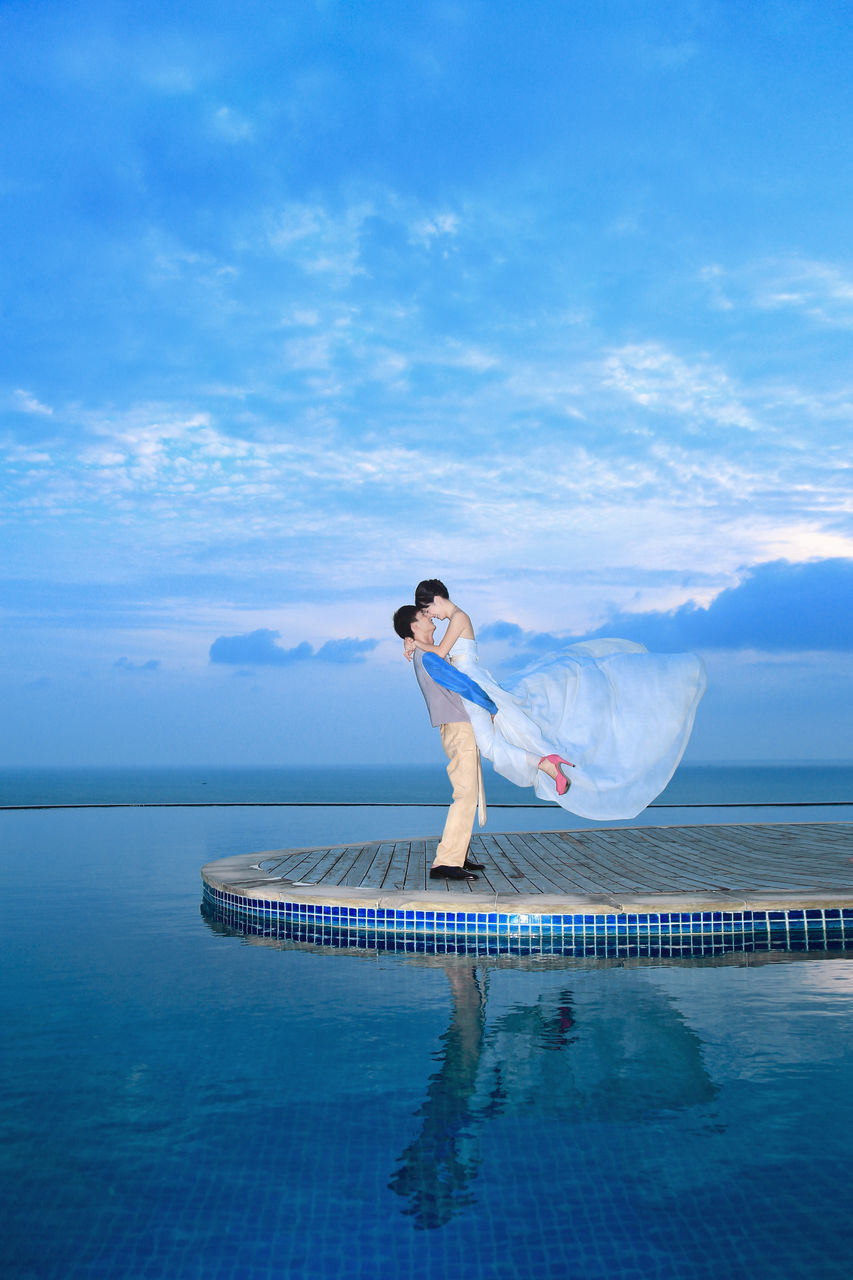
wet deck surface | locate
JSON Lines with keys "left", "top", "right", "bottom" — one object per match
{"left": 203, "top": 821, "right": 853, "bottom": 914}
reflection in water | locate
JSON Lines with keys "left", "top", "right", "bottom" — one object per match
{"left": 388, "top": 966, "right": 488, "bottom": 1229}
{"left": 389, "top": 963, "right": 716, "bottom": 1229}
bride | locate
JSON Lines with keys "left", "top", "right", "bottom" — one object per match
{"left": 405, "top": 578, "right": 707, "bottom": 822}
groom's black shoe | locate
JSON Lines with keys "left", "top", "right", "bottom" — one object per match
{"left": 430, "top": 865, "right": 478, "bottom": 880}
{"left": 464, "top": 858, "right": 485, "bottom": 871}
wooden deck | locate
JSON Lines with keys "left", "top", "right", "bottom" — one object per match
{"left": 202, "top": 821, "right": 853, "bottom": 914}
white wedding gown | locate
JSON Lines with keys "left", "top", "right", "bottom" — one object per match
{"left": 448, "top": 636, "right": 707, "bottom": 821}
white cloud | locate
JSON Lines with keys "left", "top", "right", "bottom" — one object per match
{"left": 409, "top": 212, "right": 461, "bottom": 246}
{"left": 267, "top": 201, "right": 372, "bottom": 281}
{"left": 13, "top": 389, "right": 53, "bottom": 416}
{"left": 758, "top": 260, "right": 853, "bottom": 320}
{"left": 703, "top": 257, "right": 853, "bottom": 328}
{"left": 3, "top": 190, "right": 852, "bottom": 626}
{"left": 279, "top": 308, "right": 322, "bottom": 328}
{"left": 439, "top": 341, "right": 498, "bottom": 372}
{"left": 4, "top": 392, "right": 850, "bottom": 616}
{"left": 749, "top": 524, "right": 853, "bottom": 563}
{"left": 603, "top": 343, "right": 760, "bottom": 432}
{"left": 282, "top": 334, "right": 336, "bottom": 371}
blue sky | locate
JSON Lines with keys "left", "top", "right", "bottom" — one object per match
{"left": 2, "top": 0, "right": 852, "bottom": 765}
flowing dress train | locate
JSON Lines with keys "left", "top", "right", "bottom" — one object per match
{"left": 447, "top": 636, "right": 707, "bottom": 821}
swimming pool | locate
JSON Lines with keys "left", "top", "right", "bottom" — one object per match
{"left": 3, "top": 804, "right": 853, "bottom": 1278}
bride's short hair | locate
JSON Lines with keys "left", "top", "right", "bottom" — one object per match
{"left": 415, "top": 578, "right": 448, "bottom": 607}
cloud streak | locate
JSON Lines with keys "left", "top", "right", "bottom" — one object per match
{"left": 603, "top": 343, "right": 760, "bottom": 433}
{"left": 209, "top": 629, "right": 378, "bottom": 666}
{"left": 13, "top": 389, "right": 53, "bottom": 416}
{"left": 703, "top": 257, "right": 853, "bottom": 328}
{"left": 4, "top": 183, "right": 852, "bottom": 614}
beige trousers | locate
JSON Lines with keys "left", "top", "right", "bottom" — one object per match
{"left": 434, "top": 721, "right": 480, "bottom": 868}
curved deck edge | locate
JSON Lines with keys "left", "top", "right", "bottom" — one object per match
{"left": 201, "top": 824, "right": 853, "bottom": 955}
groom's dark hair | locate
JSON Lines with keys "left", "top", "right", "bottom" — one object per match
{"left": 393, "top": 604, "right": 419, "bottom": 639}
{"left": 415, "top": 578, "right": 448, "bottom": 607}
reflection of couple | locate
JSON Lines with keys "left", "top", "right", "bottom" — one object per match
{"left": 389, "top": 961, "right": 716, "bottom": 1231}
{"left": 394, "top": 578, "right": 706, "bottom": 880}
{"left": 387, "top": 964, "right": 488, "bottom": 1229}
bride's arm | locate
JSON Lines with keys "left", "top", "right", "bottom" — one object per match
{"left": 413, "top": 609, "right": 473, "bottom": 658}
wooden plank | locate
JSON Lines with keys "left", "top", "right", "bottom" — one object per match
{"left": 260, "top": 848, "right": 329, "bottom": 877}
{"left": 593, "top": 827, "right": 718, "bottom": 891}
{"left": 359, "top": 842, "right": 397, "bottom": 890}
{"left": 744, "top": 823, "right": 853, "bottom": 879}
{"left": 490, "top": 833, "right": 549, "bottom": 894}
{"left": 486, "top": 832, "right": 529, "bottom": 877}
{"left": 497, "top": 832, "right": 580, "bottom": 895}
{"left": 314, "top": 843, "right": 373, "bottom": 886}
{"left": 599, "top": 827, "right": 690, "bottom": 886}
{"left": 641, "top": 823, "right": 853, "bottom": 891}
{"left": 250, "top": 822, "right": 853, "bottom": 903}
{"left": 259, "top": 854, "right": 296, "bottom": 874}
{"left": 288, "top": 847, "right": 355, "bottom": 884}
{"left": 475, "top": 834, "right": 523, "bottom": 894}
{"left": 806, "top": 825, "right": 853, "bottom": 856}
{"left": 560, "top": 829, "right": 664, "bottom": 892}
{"left": 659, "top": 825, "right": 820, "bottom": 889}
{"left": 679, "top": 825, "right": 769, "bottom": 867}
{"left": 625, "top": 827, "right": 738, "bottom": 890}
{"left": 268, "top": 848, "right": 339, "bottom": 883}
{"left": 448, "top": 870, "right": 481, "bottom": 896}
{"left": 403, "top": 838, "right": 428, "bottom": 892}
{"left": 554, "top": 829, "right": 657, "bottom": 891}
{"left": 340, "top": 845, "right": 380, "bottom": 887}
{"left": 515, "top": 831, "right": 611, "bottom": 895}
{"left": 380, "top": 839, "right": 412, "bottom": 890}
{"left": 502, "top": 829, "right": 568, "bottom": 890}
{"left": 522, "top": 830, "right": 615, "bottom": 894}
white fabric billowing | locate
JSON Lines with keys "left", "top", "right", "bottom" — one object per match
{"left": 448, "top": 636, "right": 707, "bottom": 821}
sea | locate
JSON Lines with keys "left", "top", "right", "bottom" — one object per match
{"left": 3, "top": 761, "right": 853, "bottom": 1279}
{"left": 4, "top": 759, "right": 853, "bottom": 808}
{"left": 2, "top": 760, "right": 852, "bottom": 835}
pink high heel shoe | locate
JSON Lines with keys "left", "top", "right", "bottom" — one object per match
{"left": 539, "top": 754, "right": 574, "bottom": 796}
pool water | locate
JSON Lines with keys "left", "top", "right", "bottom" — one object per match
{"left": 3, "top": 805, "right": 853, "bottom": 1279}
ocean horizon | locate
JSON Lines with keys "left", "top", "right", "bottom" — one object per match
{"left": 3, "top": 760, "right": 852, "bottom": 815}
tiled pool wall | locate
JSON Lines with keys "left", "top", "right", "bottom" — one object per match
{"left": 201, "top": 882, "right": 853, "bottom": 958}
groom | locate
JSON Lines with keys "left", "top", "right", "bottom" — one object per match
{"left": 393, "top": 604, "right": 496, "bottom": 882}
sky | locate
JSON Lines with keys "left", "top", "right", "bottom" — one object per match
{"left": 2, "top": 0, "right": 852, "bottom": 766}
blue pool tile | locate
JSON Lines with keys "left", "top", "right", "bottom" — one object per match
{"left": 202, "top": 882, "right": 853, "bottom": 961}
